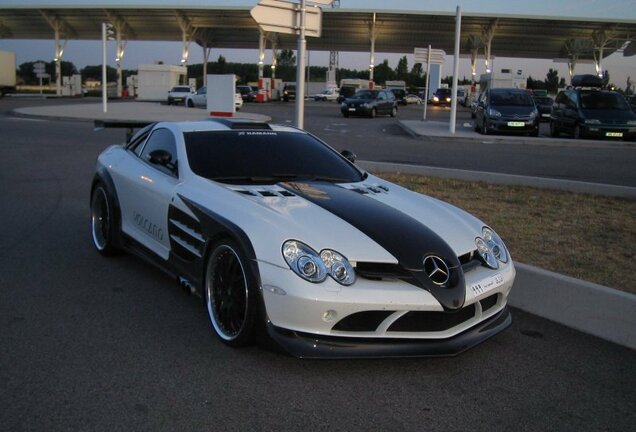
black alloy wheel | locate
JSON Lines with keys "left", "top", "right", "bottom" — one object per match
{"left": 390, "top": 106, "right": 397, "bottom": 117}
{"left": 90, "top": 183, "right": 118, "bottom": 256}
{"left": 370, "top": 107, "right": 377, "bottom": 118}
{"left": 205, "top": 241, "right": 257, "bottom": 347}
{"left": 482, "top": 118, "right": 489, "bottom": 135}
{"left": 187, "top": 99, "right": 194, "bottom": 107}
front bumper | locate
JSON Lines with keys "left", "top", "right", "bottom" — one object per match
{"left": 581, "top": 124, "right": 636, "bottom": 140}
{"left": 267, "top": 306, "right": 512, "bottom": 358}
{"left": 486, "top": 118, "right": 538, "bottom": 134}
{"left": 341, "top": 105, "right": 372, "bottom": 116}
{"left": 258, "top": 259, "right": 515, "bottom": 357}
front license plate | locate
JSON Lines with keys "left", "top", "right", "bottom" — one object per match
{"left": 606, "top": 132, "right": 623, "bottom": 137}
{"left": 507, "top": 121, "right": 525, "bottom": 127}
{"left": 470, "top": 273, "right": 504, "bottom": 297}
{"left": 348, "top": 108, "right": 356, "bottom": 112}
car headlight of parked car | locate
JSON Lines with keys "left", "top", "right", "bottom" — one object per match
{"left": 475, "top": 227, "right": 509, "bottom": 269}
{"left": 488, "top": 108, "right": 502, "bottom": 118}
{"left": 626, "top": 120, "right": 636, "bottom": 126}
{"left": 282, "top": 240, "right": 356, "bottom": 285}
{"left": 584, "top": 119, "right": 601, "bottom": 124}
{"left": 528, "top": 110, "right": 538, "bottom": 120}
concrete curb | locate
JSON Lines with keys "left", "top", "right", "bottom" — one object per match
{"left": 510, "top": 263, "right": 636, "bottom": 350}
{"left": 397, "top": 119, "right": 636, "bottom": 149}
{"left": 10, "top": 103, "right": 271, "bottom": 124}
{"left": 358, "top": 160, "right": 636, "bottom": 199}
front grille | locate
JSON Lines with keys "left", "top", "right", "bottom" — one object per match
{"left": 480, "top": 294, "right": 499, "bottom": 313}
{"left": 355, "top": 262, "right": 411, "bottom": 281}
{"left": 332, "top": 311, "right": 394, "bottom": 332}
{"left": 387, "top": 304, "right": 476, "bottom": 332}
{"left": 459, "top": 250, "right": 483, "bottom": 273}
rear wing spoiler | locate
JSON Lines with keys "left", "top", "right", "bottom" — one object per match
{"left": 93, "top": 119, "right": 155, "bottom": 142}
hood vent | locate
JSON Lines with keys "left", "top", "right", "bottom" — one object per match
{"left": 231, "top": 187, "right": 296, "bottom": 198}
{"left": 341, "top": 183, "right": 389, "bottom": 195}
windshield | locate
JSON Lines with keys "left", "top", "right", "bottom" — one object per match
{"left": 352, "top": 90, "right": 378, "bottom": 99}
{"left": 580, "top": 92, "right": 630, "bottom": 110}
{"left": 171, "top": 86, "right": 191, "bottom": 92}
{"left": 435, "top": 89, "right": 451, "bottom": 96}
{"left": 184, "top": 131, "right": 364, "bottom": 185}
{"left": 490, "top": 90, "right": 533, "bottom": 106}
{"left": 533, "top": 96, "right": 553, "bottom": 105}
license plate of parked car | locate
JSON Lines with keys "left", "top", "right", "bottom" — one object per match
{"left": 348, "top": 108, "right": 356, "bottom": 112}
{"left": 507, "top": 121, "right": 525, "bottom": 127}
{"left": 606, "top": 132, "right": 623, "bottom": 137}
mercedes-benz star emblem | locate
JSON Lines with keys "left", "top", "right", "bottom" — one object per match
{"left": 423, "top": 255, "right": 450, "bottom": 286}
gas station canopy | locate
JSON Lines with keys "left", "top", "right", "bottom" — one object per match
{"left": 0, "top": 3, "right": 635, "bottom": 60}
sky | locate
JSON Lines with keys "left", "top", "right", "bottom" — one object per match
{"left": 1, "top": 0, "right": 635, "bottom": 88}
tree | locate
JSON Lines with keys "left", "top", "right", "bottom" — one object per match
{"left": 81, "top": 65, "right": 117, "bottom": 82}
{"left": 373, "top": 59, "right": 395, "bottom": 84}
{"left": 544, "top": 68, "right": 559, "bottom": 94}
{"left": 216, "top": 55, "right": 226, "bottom": 74}
{"left": 277, "top": 49, "right": 296, "bottom": 67}
{"left": 17, "top": 60, "right": 77, "bottom": 85}
{"left": 395, "top": 56, "right": 408, "bottom": 81}
{"left": 626, "top": 76, "right": 633, "bottom": 95}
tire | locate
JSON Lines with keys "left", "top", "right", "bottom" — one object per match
{"left": 550, "top": 121, "right": 559, "bottom": 137}
{"left": 390, "top": 106, "right": 397, "bottom": 117}
{"left": 90, "top": 183, "right": 119, "bottom": 256}
{"left": 573, "top": 124, "right": 583, "bottom": 139}
{"left": 342, "top": 112, "right": 349, "bottom": 118}
{"left": 474, "top": 120, "right": 480, "bottom": 132}
{"left": 370, "top": 108, "right": 377, "bottom": 119}
{"left": 481, "top": 118, "right": 489, "bottom": 135}
{"left": 530, "top": 128, "right": 539, "bottom": 137}
{"left": 205, "top": 240, "right": 258, "bottom": 347}
{"left": 187, "top": 99, "right": 194, "bottom": 108}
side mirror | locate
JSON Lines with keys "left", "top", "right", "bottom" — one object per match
{"left": 148, "top": 149, "right": 172, "bottom": 166}
{"left": 341, "top": 150, "right": 357, "bottom": 163}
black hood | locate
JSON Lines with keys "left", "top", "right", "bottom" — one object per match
{"left": 280, "top": 182, "right": 466, "bottom": 310}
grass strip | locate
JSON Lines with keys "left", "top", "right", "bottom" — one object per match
{"left": 381, "top": 173, "right": 636, "bottom": 294}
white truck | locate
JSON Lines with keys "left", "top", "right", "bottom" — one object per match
{"left": 0, "top": 50, "right": 17, "bottom": 96}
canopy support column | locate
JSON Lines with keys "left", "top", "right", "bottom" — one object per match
{"left": 369, "top": 13, "right": 376, "bottom": 81}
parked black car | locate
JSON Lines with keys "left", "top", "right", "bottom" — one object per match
{"left": 532, "top": 95, "right": 554, "bottom": 122}
{"left": 282, "top": 84, "right": 296, "bottom": 102}
{"left": 550, "top": 85, "right": 636, "bottom": 140}
{"left": 236, "top": 85, "right": 256, "bottom": 102}
{"left": 340, "top": 89, "right": 398, "bottom": 118}
{"left": 474, "top": 88, "right": 539, "bottom": 136}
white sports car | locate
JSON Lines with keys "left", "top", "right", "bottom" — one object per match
{"left": 91, "top": 119, "right": 515, "bottom": 358}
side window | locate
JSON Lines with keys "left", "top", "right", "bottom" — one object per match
{"left": 140, "top": 128, "right": 178, "bottom": 177}
{"left": 567, "top": 92, "right": 578, "bottom": 109}
{"left": 378, "top": 92, "right": 386, "bottom": 100}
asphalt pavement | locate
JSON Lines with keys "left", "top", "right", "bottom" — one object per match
{"left": 1, "top": 98, "right": 635, "bottom": 431}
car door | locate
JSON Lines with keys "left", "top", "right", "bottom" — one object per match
{"left": 111, "top": 127, "right": 180, "bottom": 260}
{"left": 562, "top": 92, "right": 579, "bottom": 132}
{"left": 195, "top": 87, "right": 207, "bottom": 107}
{"left": 475, "top": 92, "right": 487, "bottom": 126}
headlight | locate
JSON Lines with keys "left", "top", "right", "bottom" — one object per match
{"left": 488, "top": 108, "right": 502, "bottom": 118}
{"left": 585, "top": 119, "right": 601, "bottom": 124}
{"left": 475, "top": 227, "right": 509, "bottom": 269}
{"left": 528, "top": 110, "right": 538, "bottom": 119}
{"left": 627, "top": 120, "right": 636, "bottom": 126}
{"left": 446, "top": 97, "right": 451, "bottom": 102}
{"left": 433, "top": 96, "right": 439, "bottom": 102}
{"left": 362, "top": 103, "right": 370, "bottom": 108}
{"left": 282, "top": 240, "right": 356, "bottom": 285}
{"left": 282, "top": 241, "right": 326, "bottom": 283}
{"left": 341, "top": 102, "right": 347, "bottom": 108}
{"left": 320, "top": 250, "right": 356, "bottom": 285}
